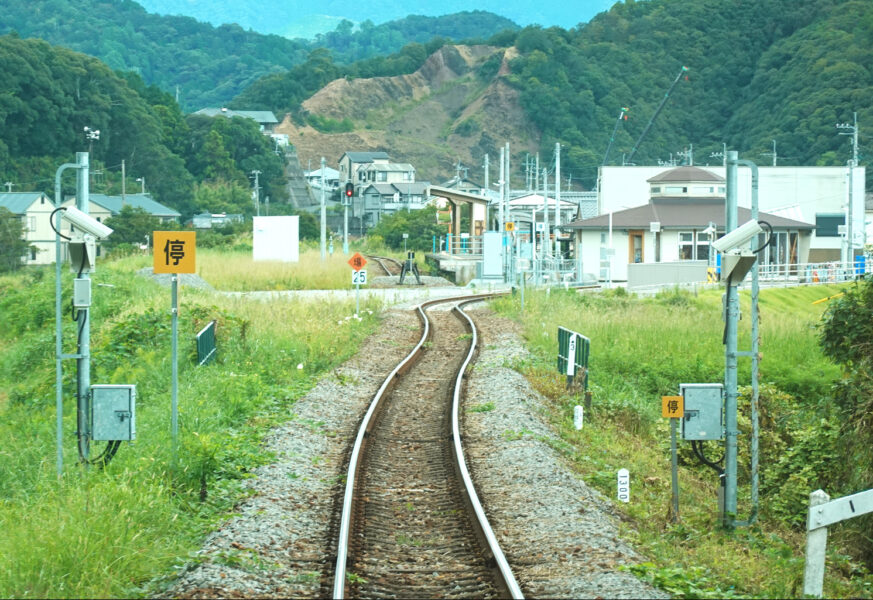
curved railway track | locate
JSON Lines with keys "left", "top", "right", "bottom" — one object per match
{"left": 331, "top": 294, "right": 523, "bottom": 599}
{"left": 365, "top": 255, "right": 403, "bottom": 277}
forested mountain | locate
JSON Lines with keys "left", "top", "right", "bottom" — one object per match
{"left": 135, "top": 0, "right": 615, "bottom": 37}
{"left": 244, "top": 0, "right": 871, "bottom": 188}
{"left": 0, "top": 0, "right": 517, "bottom": 110}
{"left": 0, "top": 34, "right": 286, "bottom": 218}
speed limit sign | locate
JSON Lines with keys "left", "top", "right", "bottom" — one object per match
{"left": 352, "top": 269, "right": 367, "bottom": 285}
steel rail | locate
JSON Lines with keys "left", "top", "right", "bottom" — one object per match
{"left": 332, "top": 292, "right": 520, "bottom": 599}
{"left": 364, "top": 254, "right": 402, "bottom": 276}
{"left": 452, "top": 298, "right": 525, "bottom": 599}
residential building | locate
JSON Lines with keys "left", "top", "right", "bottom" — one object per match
{"left": 360, "top": 162, "right": 415, "bottom": 184}
{"left": 305, "top": 166, "right": 341, "bottom": 191}
{"left": 356, "top": 182, "right": 430, "bottom": 228}
{"left": 565, "top": 166, "right": 815, "bottom": 281}
{"left": 0, "top": 192, "right": 56, "bottom": 265}
{"left": 338, "top": 152, "right": 390, "bottom": 185}
{"left": 63, "top": 194, "right": 181, "bottom": 225}
{"left": 598, "top": 164, "right": 865, "bottom": 261}
{"left": 193, "top": 108, "right": 279, "bottom": 133}
{"left": 192, "top": 213, "right": 244, "bottom": 229}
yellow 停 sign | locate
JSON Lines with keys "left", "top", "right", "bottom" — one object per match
{"left": 661, "top": 395, "right": 684, "bottom": 419}
{"left": 153, "top": 231, "right": 196, "bottom": 274}
{"left": 505, "top": 221, "right": 515, "bottom": 232}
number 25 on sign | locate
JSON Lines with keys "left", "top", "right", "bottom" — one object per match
{"left": 352, "top": 269, "right": 367, "bottom": 285}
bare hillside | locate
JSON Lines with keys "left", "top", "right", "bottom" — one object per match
{"left": 275, "top": 45, "right": 540, "bottom": 183}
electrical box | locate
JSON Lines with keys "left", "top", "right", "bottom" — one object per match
{"left": 91, "top": 384, "right": 136, "bottom": 441}
{"left": 73, "top": 278, "right": 91, "bottom": 308}
{"left": 680, "top": 383, "right": 723, "bottom": 441}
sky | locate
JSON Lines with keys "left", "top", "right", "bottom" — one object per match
{"left": 135, "top": 0, "right": 621, "bottom": 38}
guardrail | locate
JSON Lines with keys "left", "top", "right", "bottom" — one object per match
{"left": 440, "top": 234, "right": 484, "bottom": 256}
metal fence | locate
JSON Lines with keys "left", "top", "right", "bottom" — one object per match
{"left": 440, "top": 234, "right": 484, "bottom": 256}
{"left": 755, "top": 260, "right": 870, "bottom": 285}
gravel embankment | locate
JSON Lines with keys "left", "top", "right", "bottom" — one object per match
{"left": 161, "top": 304, "right": 667, "bottom": 599}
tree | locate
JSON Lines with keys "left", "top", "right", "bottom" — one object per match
{"left": 0, "top": 207, "right": 32, "bottom": 272}
{"left": 102, "top": 205, "right": 162, "bottom": 250}
{"left": 369, "top": 206, "right": 446, "bottom": 251}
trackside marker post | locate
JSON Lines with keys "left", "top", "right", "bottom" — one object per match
{"left": 348, "top": 253, "right": 367, "bottom": 316}
{"left": 154, "top": 231, "right": 196, "bottom": 459}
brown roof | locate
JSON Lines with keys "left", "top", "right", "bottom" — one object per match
{"left": 647, "top": 166, "right": 724, "bottom": 183}
{"left": 561, "top": 201, "right": 813, "bottom": 230}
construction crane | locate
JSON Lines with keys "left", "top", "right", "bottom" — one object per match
{"left": 602, "top": 106, "right": 629, "bottom": 166}
{"left": 625, "top": 65, "right": 689, "bottom": 165}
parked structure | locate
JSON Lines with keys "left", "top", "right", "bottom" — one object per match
{"left": 0, "top": 192, "right": 55, "bottom": 265}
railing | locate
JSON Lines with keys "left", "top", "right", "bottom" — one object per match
{"left": 755, "top": 260, "right": 870, "bottom": 285}
{"left": 440, "top": 234, "right": 484, "bottom": 256}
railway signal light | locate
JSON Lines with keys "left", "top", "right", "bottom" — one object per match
{"left": 345, "top": 182, "right": 354, "bottom": 198}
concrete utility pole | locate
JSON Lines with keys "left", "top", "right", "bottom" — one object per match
{"left": 251, "top": 170, "right": 261, "bottom": 217}
{"left": 543, "top": 168, "right": 550, "bottom": 258}
{"left": 121, "top": 160, "right": 126, "bottom": 205}
{"left": 320, "top": 157, "right": 327, "bottom": 261}
{"left": 837, "top": 112, "right": 859, "bottom": 268}
{"left": 483, "top": 154, "right": 490, "bottom": 229}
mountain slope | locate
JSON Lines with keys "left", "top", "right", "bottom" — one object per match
{"left": 276, "top": 45, "right": 539, "bottom": 183}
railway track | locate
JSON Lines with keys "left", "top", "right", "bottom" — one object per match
{"left": 331, "top": 294, "right": 523, "bottom": 599}
{"left": 365, "top": 255, "right": 403, "bottom": 276}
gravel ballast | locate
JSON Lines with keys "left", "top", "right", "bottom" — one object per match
{"left": 162, "top": 303, "right": 666, "bottom": 599}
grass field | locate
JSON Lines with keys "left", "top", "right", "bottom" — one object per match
{"left": 0, "top": 255, "right": 383, "bottom": 598}
{"left": 491, "top": 284, "right": 872, "bottom": 598}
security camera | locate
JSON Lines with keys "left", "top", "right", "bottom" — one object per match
{"left": 62, "top": 206, "right": 113, "bottom": 240}
{"left": 711, "top": 220, "right": 763, "bottom": 254}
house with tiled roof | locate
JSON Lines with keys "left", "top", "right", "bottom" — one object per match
{"left": 63, "top": 194, "right": 180, "bottom": 225}
{"left": 564, "top": 166, "right": 814, "bottom": 282}
{"left": 0, "top": 192, "right": 55, "bottom": 265}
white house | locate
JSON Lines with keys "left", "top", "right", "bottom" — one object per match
{"left": 0, "top": 192, "right": 56, "bottom": 265}
{"left": 338, "top": 151, "right": 390, "bottom": 185}
{"left": 566, "top": 166, "right": 815, "bottom": 281}
{"left": 305, "top": 166, "right": 340, "bottom": 191}
{"left": 598, "top": 164, "right": 865, "bottom": 262}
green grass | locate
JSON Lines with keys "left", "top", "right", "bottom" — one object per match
{"left": 491, "top": 284, "right": 871, "bottom": 599}
{"left": 0, "top": 256, "right": 383, "bottom": 597}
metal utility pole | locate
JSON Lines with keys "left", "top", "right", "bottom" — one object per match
{"left": 723, "top": 150, "right": 740, "bottom": 529}
{"left": 251, "top": 170, "right": 261, "bottom": 217}
{"left": 320, "top": 157, "right": 326, "bottom": 260}
{"left": 498, "top": 147, "right": 505, "bottom": 237}
{"left": 602, "top": 107, "right": 629, "bottom": 166}
{"left": 76, "top": 152, "right": 91, "bottom": 465}
{"left": 626, "top": 65, "right": 689, "bottom": 165}
{"left": 555, "top": 143, "right": 561, "bottom": 257}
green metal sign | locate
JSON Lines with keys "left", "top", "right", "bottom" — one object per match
{"left": 196, "top": 320, "right": 217, "bottom": 366}
{"left": 557, "top": 326, "right": 590, "bottom": 389}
